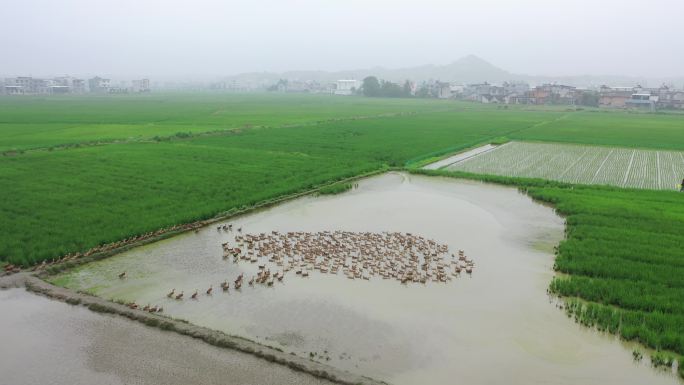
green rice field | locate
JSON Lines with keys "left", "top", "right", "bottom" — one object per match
{"left": 2, "top": 92, "right": 684, "bottom": 379}
{"left": 509, "top": 111, "right": 684, "bottom": 151}
{"left": 0, "top": 93, "right": 453, "bottom": 152}
{"left": 1, "top": 98, "right": 559, "bottom": 265}
{"left": 447, "top": 141, "right": 684, "bottom": 190}
{"left": 2, "top": 95, "right": 684, "bottom": 265}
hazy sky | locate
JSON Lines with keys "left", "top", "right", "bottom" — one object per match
{"left": 2, "top": 0, "right": 682, "bottom": 79}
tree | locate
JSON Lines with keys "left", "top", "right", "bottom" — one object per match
{"left": 415, "top": 83, "right": 431, "bottom": 98}
{"left": 402, "top": 80, "right": 413, "bottom": 97}
{"left": 380, "top": 80, "right": 404, "bottom": 98}
{"left": 267, "top": 79, "right": 288, "bottom": 92}
{"left": 578, "top": 91, "right": 599, "bottom": 107}
{"left": 362, "top": 76, "right": 381, "bottom": 97}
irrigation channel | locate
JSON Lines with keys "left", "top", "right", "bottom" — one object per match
{"left": 42, "top": 172, "right": 682, "bottom": 385}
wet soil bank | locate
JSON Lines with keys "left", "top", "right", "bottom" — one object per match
{"left": 0, "top": 273, "right": 385, "bottom": 385}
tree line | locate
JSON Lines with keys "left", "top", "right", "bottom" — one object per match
{"left": 360, "top": 76, "right": 413, "bottom": 98}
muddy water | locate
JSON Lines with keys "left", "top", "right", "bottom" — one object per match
{"left": 55, "top": 173, "right": 680, "bottom": 384}
{"left": 0, "top": 288, "right": 333, "bottom": 385}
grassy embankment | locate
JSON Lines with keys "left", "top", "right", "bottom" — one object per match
{"left": 318, "top": 182, "right": 353, "bottom": 195}
{"left": 411, "top": 168, "right": 684, "bottom": 375}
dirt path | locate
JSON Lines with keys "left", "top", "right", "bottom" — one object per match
{"left": 422, "top": 143, "right": 500, "bottom": 170}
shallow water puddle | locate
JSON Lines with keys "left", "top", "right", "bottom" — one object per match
{"left": 54, "top": 172, "right": 681, "bottom": 384}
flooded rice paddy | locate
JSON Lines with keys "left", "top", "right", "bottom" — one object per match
{"left": 0, "top": 288, "right": 333, "bottom": 385}
{"left": 53, "top": 173, "right": 680, "bottom": 384}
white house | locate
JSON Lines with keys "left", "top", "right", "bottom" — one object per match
{"left": 334, "top": 80, "right": 359, "bottom": 96}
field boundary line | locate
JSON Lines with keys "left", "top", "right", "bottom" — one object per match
{"left": 656, "top": 152, "right": 662, "bottom": 189}
{"left": 670, "top": 153, "right": 677, "bottom": 187}
{"left": 622, "top": 150, "right": 636, "bottom": 187}
{"left": 506, "top": 143, "right": 546, "bottom": 177}
{"left": 447, "top": 142, "right": 505, "bottom": 166}
{"left": 590, "top": 149, "right": 614, "bottom": 183}
{"left": 422, "top": 142, "right": 504, "bottom": 170}
{"left": 558, "top": 148, "right": 591, "bottom": 179}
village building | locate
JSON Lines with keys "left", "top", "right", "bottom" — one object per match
{"left": 131, "top": 79, "right": 150, "bottom": 93}
{"left": 599, "top": 86, "right": 633, "bottom": 107}
{"left": 434, "top": 81, "right": 451, "bottom": 99}
{"left": 626, "top": 93, "right": 658, "bottom": 111}
{"left": 88, "top": 76, "right": 111, "bottom": 93}
{"left": 334, "top": 80, "right": 360, "bottom": 95}
{"left": 3, "top": 77, "right": 44, "bottom": 94}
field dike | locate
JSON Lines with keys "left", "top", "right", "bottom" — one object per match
{"left": 0, "top": 272, "right": 385, "bottom": 385}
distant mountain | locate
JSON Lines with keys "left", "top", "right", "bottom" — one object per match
{"left": 379, "top": 55, "right": 513, "bottom": 83}
{"left": 222, "top": 55, "right": 684, "bottom": 88}
{"left": 223, "top": 55, "right": 513, "bottom": 86}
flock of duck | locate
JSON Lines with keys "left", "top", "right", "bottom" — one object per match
{"left": 223, "top": 229, "right": 474, "bottom": 284}
{"left": 121, "top": 227, "right": 475, "bottom": 308}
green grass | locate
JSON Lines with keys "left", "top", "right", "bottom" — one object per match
{"left": 3, "top": 93, "right": 684, "bottom": 376}
{"left": 511, "top": 111, "right": 684, "bottom": 151}
{"left": 0, "top": 93, "right": 453, "bottom": 151}
{"left": 3, "top": 95, "right": 684, "bottom": 266}
{"left": 412, "top": 168, "right": 684, "bottom": 361}
{"left": 650, "top": 351, "right": 676, "bottom": 368}
{"left": 0, "top": 106, "right": 559, "bottom": 265}
{"left": 318, "top": 182, "right": 353, "bottom": 195}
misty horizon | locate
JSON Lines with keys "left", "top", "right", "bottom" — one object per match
{"left": 2, "top": 0, "right": 683, "bottom": 81}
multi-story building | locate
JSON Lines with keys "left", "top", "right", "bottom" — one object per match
{"left": 131, "top": 79, "right": 150, "bottom": 92}
{"left": 3, "top": 77, "right": 49, "bottom": 94}
{"left": 598, "top": 86, "right": 633, "bottom": 107}
{"left": 49, "top": 76, "right": 86, "bottom": 94}
{"left": 334, "top": 80, "right": 360, "bottom": 95}
{"left": 72, "top": 78, "right": 86, "bottom": 93}
{"left": 88, "top": 76, "right": 111, "bottom": 93}
{"left": 626, "top": 93, "right": 658, "bottom": 111}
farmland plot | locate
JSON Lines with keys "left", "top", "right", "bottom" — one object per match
{"left": 446, "top": 142, "right": 684, "bottom": 190}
